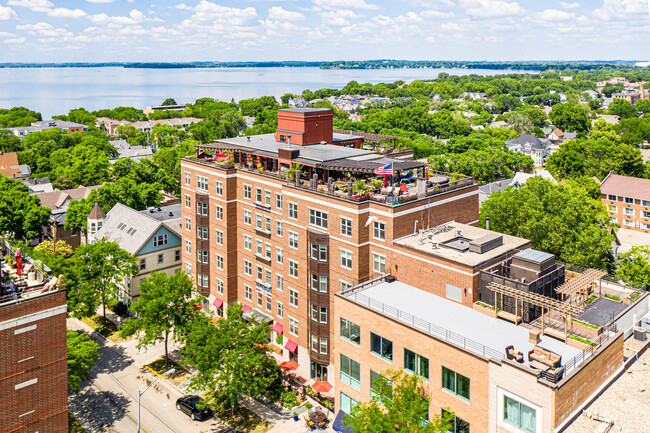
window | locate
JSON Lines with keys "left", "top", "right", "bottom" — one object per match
{"left": 340, "top": 392, "right": 358, "bottom": 414}
{"left": 288, "top": 231, "right": 299, "bottom": 249}
{"left": 139, "top": 258, "right": 146, "bottom": 270}
{"left": 340, "top": 249, "right": 352, "bottom": 269}
{"left": 373, "top": 221, "right": 386, "bottom": 240}
{"left": 216, "top": 254, "right": 223, "bottom": 270}
{"left": 340, "top": 354, "right": 361, "bottom": 390}
{"left": 265, "top": 216, "right": 271, "bottom": 232}
{"left": 404, "top": 348, "right": 429, "bottom": 380}
{"left": 256, "top": 214, "right": 263, "bottom": 230}
{"left": 185, "top": 240, "right": 191, "bottom": 253}
{"left": 215, "top": 205, "right": 223, "bottom": 221}
{"left": 340, "top": 318, "right": 360, "bottom": 345}
{"left": 289, "top": 317, "right": 299, "bottom": 336}
{"left": 244, "top": 235, "right": 251, "bottom": 250}
{"left": 184, "top": 172, "right": 190, "bottom": 185}
{"left": 265, "top": 243, "right": 272, "bottom": 260}
{"left": 276, "top": 247, "right": 283, "bottom": 264}
{"left": 504, "top": 395, "right": 536, "bottom": 433}
{"left": 310, "top": 243, "right": 327, "bottom": 261}
{"left": 373, "top": 253, "right": 386, "bottom": 274}
{"left": 256, "top": 188, "right": 263, "bottom": 203}
{"left": 341, "top": 281, "right": 353, "bottom": 291}
{"left": 185, "top": 217, "right": 191, "bottom": 231}
{"left": 216, "top": 279, "right": 224, "bottom": 294}
{"left": 289, "top": 288, "right": 298, "bottom": 307}
{"left": 265, "top": 191, "right": 271, "bottom": 206}
{"left": 244, "top": 260, "right": 252, "bottom": 276}
{"left": 311, "top": 305, "right": 327, "bottom": 323}
{"left": 371, "top": 332, "right": 393, "bottom": 361}
{"left": 256, "top": 265, "right": 263, "bottom": 281}
{"left": 643, "top": 200, "right": 650, "bottom": 207}
{"left": 277, "top": 274, "right": 283, "bottom": 291}
{"left": 215, "top": 181, "right": 223, "bottom": 195}
{"left": 625, "top": 197, "right": 634, "bottom": 205}
{"left": 216, "top": 230, "right": 223, "bottom": 245}
{"left": 265, "top": 296, "right": 271, "bottom": 312}
{"left": 624, "top": 208, "right": 634, "bottom": 216}
{"left": 607, "top": 194, "right": 617, "bottom": 201}
{"left": 244, "top": 210, "right": 251, "bottom": 225}
{"left": 175, "top": 250, "right": 181, "bottom": 261}
{"left": 340, "top": 217, "right": 352, "bottom": 236}
{"left": 244, "top": 285, "right": 252, "bottom": 301}
{"left": 184, "top": 194, "right": 191, "bottom": 208}
{"left": 276, "top": 221, "right": 283, "bottom": 236}
{"left": 288, "top": 202, "right": 298, "bottom": 219}
{"left": 256, "top": 240, "right": 263, "bottom": 257}
{"left": 157, "top": 253, "right": 164, "bottom": 264}
{"left": 309, "top": 208, "right": 328, "bottom": 228}
{"left": 265, "top": 269, "right": 272, "bottom": 286}
{"left": 311, "top": 334, "right": 319, "bottom": 352}
{"left": 644, "top": 211, "right": 650, "bottom": 219}
{"left": 624, "top": 219, "right": 633, "bottom": 227}
{"left": 277, "top": 301, "right": 283, "bottom": 318}
{"left": 370, "top": 370, "right": 393, "bottom": 402}
{"left": 276, "top": 193, "right": 282, "bottom": 209}
{"left": 153, "top": 234, "right": 168, "bottom": 247}
{"left": 202, "top": 274, "right": 209, "bottom": 288}
{"left": 197, "top": 202, "right": 208, "bottom": 216}
{"left": 310, "top": 274, "right": 328, "bottom": 292}
{"left": 441, "top": 366, "right": 470, "bottom": 401}
{"left": 196, "top": 226, "right": 208, "bottom": 240}
{"left": 197, "top": 175, "right": 208, "bottom": 190}
{"left": 257, "top": 292, "right": 263, "bottom": 307}
{"left": 243, "top": 184, "right": 251, "bottom": 200}
{"left": 197, "top": 250, "right": 208, "bottom": 263}
{"left": 608, "top": 205, "right": 617, "bottom": 213}
{"left": 320, "top": 337, "right": 328, "bottom": 354}
{"left": 289, "top": 260, "right": 298, "bottom": 278}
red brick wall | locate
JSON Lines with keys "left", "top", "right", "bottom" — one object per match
{"left": 276, "top": 110, "right": 333, "bottom": 145}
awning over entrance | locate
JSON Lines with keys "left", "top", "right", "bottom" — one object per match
{"left": 212, "top": 298, "right": 223, "bottom": 308}
{"left": 242, "top": 304, "right": 252, "bottom": 313}
{"left": 284, "top": 339, "right": 298, "bottom": 353}
{"left": 272, "top": 322, "right": 283, "bottom": 334}
{"left": 332, "top": 411, "right": 353, "bottom": 433}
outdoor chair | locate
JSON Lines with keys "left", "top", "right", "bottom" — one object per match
{"left": 505, "top": 345, "right": 524, "bottom": 363}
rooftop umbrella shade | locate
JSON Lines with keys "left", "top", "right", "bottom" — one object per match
{"left": 15, "top": 248, "right": 22, "bottom": 277}
{"left": 280, "top": 360, "right": 299, "bottom": 371}
{"left": 311, "top": 381, "right": 332, "bottom": 393}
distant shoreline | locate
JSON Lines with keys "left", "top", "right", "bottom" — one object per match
{"left": 0, "top": 60, "right": 642, "bottom": 71}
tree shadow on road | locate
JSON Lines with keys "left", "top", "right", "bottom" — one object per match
{"left": 70, "top": 386, "right": 131, "bottom": 432}
{"left": 90, "top": 344, "right": 134, "bottom": 378}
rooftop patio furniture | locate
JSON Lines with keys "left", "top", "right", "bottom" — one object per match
{"left": 528, "top": 346, "right": 562, "bottom": 368}
{"left": 505, "top": 345, "right": 524, "bottom": 363}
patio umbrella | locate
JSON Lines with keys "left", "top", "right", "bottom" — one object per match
{"left": 15, "top": 248, "right": 22, "bottom": 277}
{"left": 213, "top": 152, "right": 227, "bottom": 161}
{"left": 311, "top": 381, "right": 332, "bottom": 394}
{"left": 425, "top": 168, "right": 429, "bottom": 180}
{"left": 280, "top": 360, "right": 299, "bottom": 371}
{"left": 383, "top": 175, "right": 388, "bottom": 188}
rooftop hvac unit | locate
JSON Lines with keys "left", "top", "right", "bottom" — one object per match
{"left": 634, "top": 327, "right": 647, "bottom": 341}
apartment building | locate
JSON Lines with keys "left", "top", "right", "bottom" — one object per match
{"left": 0, "top": 250, "right": 67, "bottom": 433}
{"left": 601, "top": 172, "right": 650, "bottom": 232}
{"left": 6, "top": 119, "right": 88, "bottom": 137}
{"left": 180, "top": 108, "right": 478, "bottom": 384}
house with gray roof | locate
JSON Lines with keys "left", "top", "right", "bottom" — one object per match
{"left": 91, "top": 203, "right": 182, "bottom": 304}
{"left": 505, "top": 134, "right": 556, "bottom": 167}
{"left": 108, "top": 140, "right": 154, "bottom": 163}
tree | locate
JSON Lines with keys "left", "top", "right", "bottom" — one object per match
{"left": 161, "top": 98, "right": 178, "bottom": 106}
{"left": 636, "top": 99, "right": 650, "bottom": 114}
{"left": 549, "top": 103, "right": 589, "bottom": 132}
{"left": 479, "top": 177, "right": 614, "bottom": 269}
{"left": 67, "top": 329, "right": 100, "bottom": 394}
{"left": 0, "top": 177, "right": 51, "bottom": 240}
{"left": 343, "top": 369, "right": 453, "bottom": 433}
{"left": 617, "top": 246, "right": 650, "bottom": 289}
{"left": 181, "top": 305, "right": 281, "bottom": 413}
{"left": 120, "top": 272, "right": 200, "bottom": 368}
{"left": 72, "top": 239, "right": 138, "bottom": 320}
{"left": 0, "top": 129, "right": 22, "bottom": 152}
{"left": 34, "top": 240, "right": 74, "bottom": 258}
{"left": 608, "top": 99, "right": 637, "bottom": 119}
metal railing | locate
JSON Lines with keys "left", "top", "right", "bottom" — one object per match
{"left": 346, "top": 290, "right": 503, "bottom": 360}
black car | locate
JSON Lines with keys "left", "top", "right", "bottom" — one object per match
{"left": 176, "top": 395, "right": 212, "bottom": 421}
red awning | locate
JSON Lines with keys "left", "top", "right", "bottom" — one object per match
{"left": 242, "top": 304, "right": 252, "bottom": 313}
{"left": 212, "top": 298, "right": 223, "bottom": 308}
{"left": 284, "top": 339, "right": 298, "bottom": 353}
{"left": 272, "top": 322, "right": 283, "bottom": 334}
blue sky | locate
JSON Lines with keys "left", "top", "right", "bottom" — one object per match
{"left": 0, "top": 0, "right": 648, "bottom": 62}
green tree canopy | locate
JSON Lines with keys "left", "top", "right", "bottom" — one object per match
{"left": 0, "top": 177, "right": 51, "bottom": 240}
{"left": 479, "top": 177, "right": 614, "bottom": 269}
{"left": 617, "top": 246, "right": 650, "bottom": 289}
{"left": 0, "top": 106, "right": 41, "bottom": 128}
{"left": 120, "top": 271, "right": 201, "bottom": 367}
{"left": 549, "top": 103, "right": 590, "bottom": 132}
{"left": 161, "top": 98, "right": 178, "bottom": 106}
{"left": 344, "top": 369, "right": 453, "bottom": 433}
{"left": 67, "top": 329, "right": 100, "bottom": 394}
{"left": 608, "top": 99, "right": 637, "bottom": 119}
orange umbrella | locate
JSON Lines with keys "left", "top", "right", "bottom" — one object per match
{"left": 280, "top": 360, "right": 299, "bottom": 371}
{"left": 311, "top": 381, "right": 332, "bottom": 393}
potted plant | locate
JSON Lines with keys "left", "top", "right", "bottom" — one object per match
{"left": 292, "top": 412, "right": 299, "bottom": 421}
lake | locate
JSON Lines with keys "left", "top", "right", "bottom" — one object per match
{"left": 0, "top": 66, "right": 537, "bottom": 118}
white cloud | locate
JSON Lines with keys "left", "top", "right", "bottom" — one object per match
{"left": 48, "top": 8, "right": 87, "bottom": 19}
{"left": 181, "top": 1, "right": 258, "bottom": 26}
{"left": 0, "top": 31, "right": 16, "bottom": 37}
{"left": 421, "top": 9, "right": 456, "bottom": 18}
{"left": 560, "top": 2, "right": 580, "bottom": 9}
{"left": 88, "top": 9, "right": 157, "bottom": 25}
{"left": 4, "top": 37, "right": 26, "bottom": 43}
{"left": 460, "top": 0, "right": 524, "bottom": 17}
{"left": 0, "top": 6, "right": 18, "bottom": 20}
{"left": 85, "top": 0, "right": 117, "bottom": 3}
{"left": 7, "top": 0, "right": 52, "bottom": 8}
{"left": 312, "top": 0, "right": 379, "bottom": 10}
{"left": 593, "top": 0, "right": 647, "bottom": 20}
{"left": 320, "top": 9, "right": 359, "bottom": 26}
{"left": 534, "top": 8, "right": 575, "bottom": 21}
{"left": 268, "top": 6, "right": 305, "bottom": 22}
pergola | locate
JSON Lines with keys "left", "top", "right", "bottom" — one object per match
{"left": 555, "top": 269, "right": 607, "bottom": 307}
{"left": 487, "top": 282, "right": 584, "bottom": 341}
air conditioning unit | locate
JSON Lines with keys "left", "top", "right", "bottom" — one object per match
{"left": 634, "top": 327, "right": 647, "bottom": 341}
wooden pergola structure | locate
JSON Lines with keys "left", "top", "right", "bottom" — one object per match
{"left": 487, "top": 282, "right": 585, "bottom": 341}
{"left": 555, "top": 269, "right": 607, "bottom": 307}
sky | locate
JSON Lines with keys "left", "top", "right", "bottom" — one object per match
{"left": 0, "top": 0, "right": 648, "bottom": 63}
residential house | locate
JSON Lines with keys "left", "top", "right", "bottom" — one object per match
{"left": 505, "top": 134, "right": 555, "bottom": 167}
{"left": 96, "top": 117, "right": 203, "bottom": 137}
{"left": 601, "top": 172, "right": 650, "bottom": 232}
{"left": 91, "top": 203, "right": 182, "bottom": 305}
{"left": 478, "top": 171, "right": 556, "bottom": 204}
{"left": 460, "top": 92, "right": 487, "bottom": 100}
{"left": 6, "top": 120, "right": 88, "bottom": 137}
{"left": 288, "top": 97, "right": 307, "bottom": 108}
{"left": 546, "top": 128, "right": 576, "bottom": 145}
{"left": 0, "top": 151, "right": 30, "bottom": 179}
{"left": 108, "top": 140, "right": 153, "bottom": 163}
{"left": 22, "top": 177, "right": 53, "bottom": 194}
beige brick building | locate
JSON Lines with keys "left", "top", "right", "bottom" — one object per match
{"left": 601, "top": 172, "right": 650, "bottom": 232}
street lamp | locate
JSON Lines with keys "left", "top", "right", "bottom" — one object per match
{"left": 137, "top": 368, "right": 175, "bottom": 433}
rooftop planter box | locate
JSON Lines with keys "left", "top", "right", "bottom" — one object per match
{"left": 473, "top": 301, "right": 498, "bottom": 319}
{"left": 572, "top": 319, "right": 602, "bottom": 337}
{"left": 566, "top": 334, "right": 597, "bottom": 351}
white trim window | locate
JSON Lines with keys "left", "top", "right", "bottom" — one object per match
{"left": 184, "top": 194, "right": 191, "bottom": 208}
{"left": 309, "top": 208, "right": 328, "bottom": 228}
{"left": 215, "top": 205, "right": 223, "bottom": 221}
{"left": 373, "top": 221, "right": 386, "bottom": 241}
{"left": 184, "top": 172, "right": 191, "bottom": 185}
{"left": 197, "top": 175, "right": 208, "bottom": 191}
{"left": 243, "top": 209, "right": 251, "bottom": 225}
{"left": 185, "top": 239, "right": 191, "bottom": 254}
{"left": 276, "top": 247, "right": 283, "bottom": 264}
{"left": 185, "top": 217, "right": 191, "bottom": 231}
{"left": 289, "top": 317, "right": 299, "bottom": 336}
{"left": 277, "top": 301, "right": 283, "bottom": 318}
{"left": 244, "top": 285, "right": 252, "bottom": 301}
{"left": 340, "top": 249, "right": 352, "bottom": 270}
{"left": 289, "top": 288, "right": 298, "bottom": 307}
{"left": 243, "top": 184, "right": 251, "bottom": 200}
{"left": 289, "top": 231, "right": 299, "bottom": 249}
{"left": 289, "top": 260, "right": 298, "bottom": 278}
{"left": 216, "top": 254, "right": 223, "bottom": 270}
{"left": 216, "top": 278, "right": 224, "bottom": 294}
{"left": 276, "top": 221, "right": 283, "bottom": 236}
{"left": 244, "top": 260, "right": 252, "bottom": 276}
{"left": 341, "top": 217, "right": 352, "bottom": 237}
{"left": 288, "top": 202, "right": 298, "bottom": 219}
{"left": 215, "top": 181, "right": 223, "bottom": 196}
{"left": 498, "top": 388, "right": 540, "bottom": 433}
{"left": 373, "top": 253, "right": 386, "bottom": 274}
{"left": 244, "top": 234, "right": 252, "bottom": 250}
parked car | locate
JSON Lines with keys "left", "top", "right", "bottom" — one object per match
{"left": 176, "top": 395, "right": 212, "bottom": 420}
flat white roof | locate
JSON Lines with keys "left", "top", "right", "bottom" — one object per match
{"left": 346, "top": 280, "right": 583, "bottom": 364}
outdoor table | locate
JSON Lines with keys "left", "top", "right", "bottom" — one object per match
{"left": 309, "top": 411, "right": 327, "bottom": 423}
{"left": 529, "top": 360, "right": 551, "bottom": 371}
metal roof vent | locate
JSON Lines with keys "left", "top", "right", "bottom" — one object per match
{"left": 456, "top": 229, "right": 462, "bottom": 237}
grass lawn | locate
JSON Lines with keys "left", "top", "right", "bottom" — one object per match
{"left": 146, "top": 356, "right": 190, "bottom": 386}
{"left": 68, "top": 412, "right": 86, "bottom": 433}
{"left": 79, "top": 314, "right": 127, "bottom": 344}
{"left": 217, "top": 406, "right": 272, "bottom": 433}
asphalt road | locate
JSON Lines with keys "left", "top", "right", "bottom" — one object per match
{"left": 67, "top": 319, "right": 220, "bottom": 433}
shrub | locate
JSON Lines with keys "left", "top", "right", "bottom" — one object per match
{"left": 107, "top": 298, "right": 128, "bottom": 316}
{"left": 305, "top": 402, "right": 313, "bottom": 409}
{"left": 281, "top": 391, "right": 299, "bottom": 408}
{"left": 275, "top": 333, "right": 283, "bottom": 345}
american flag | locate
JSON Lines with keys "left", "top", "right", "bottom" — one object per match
{"left": 374, "top": 162, "right": 393, "bottom": 176}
